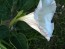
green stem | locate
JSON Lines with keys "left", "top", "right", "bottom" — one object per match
{"left": 1, "top": 40, "right": 12, "bottom": 48}
{"left": 9, "top": 10, "right": 23, "bottom": 28}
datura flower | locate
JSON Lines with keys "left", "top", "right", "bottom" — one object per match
{"left": 18, "top": 0, "right": 56, "bottom": 41}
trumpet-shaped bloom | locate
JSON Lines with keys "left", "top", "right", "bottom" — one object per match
{"left": 19, "top": 0, "right": 56, "bottom": 41}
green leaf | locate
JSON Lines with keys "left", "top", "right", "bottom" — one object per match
{"left": 16, "top": 0, "right": 27, "bottom": 11}
{"left": 21, "top": 0, "right": 39, "bottom": 12}
{"left": 0, "top": 43, "right": 7, "bottom": 49}
{"left": 0, "top": 0, "right": 13, "bottom": 20}
{"left": 16, "top": 0, "right": 39, "bottom": 12}
{"left": 15, "top": 21, "right": 31, "bottom": 30}
{"left": 10, "top": 33, "right": 28, "bottom": 49}
{"left": 0, "top": 25, "right": 9, "bottom": 39}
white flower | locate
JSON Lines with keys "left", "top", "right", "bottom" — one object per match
{"left": 18, "top": 0, "right": 56, "bottom": 41}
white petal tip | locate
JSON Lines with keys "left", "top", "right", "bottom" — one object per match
{"left": 45, "top": 37, "right": 50, "bottom": 41}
